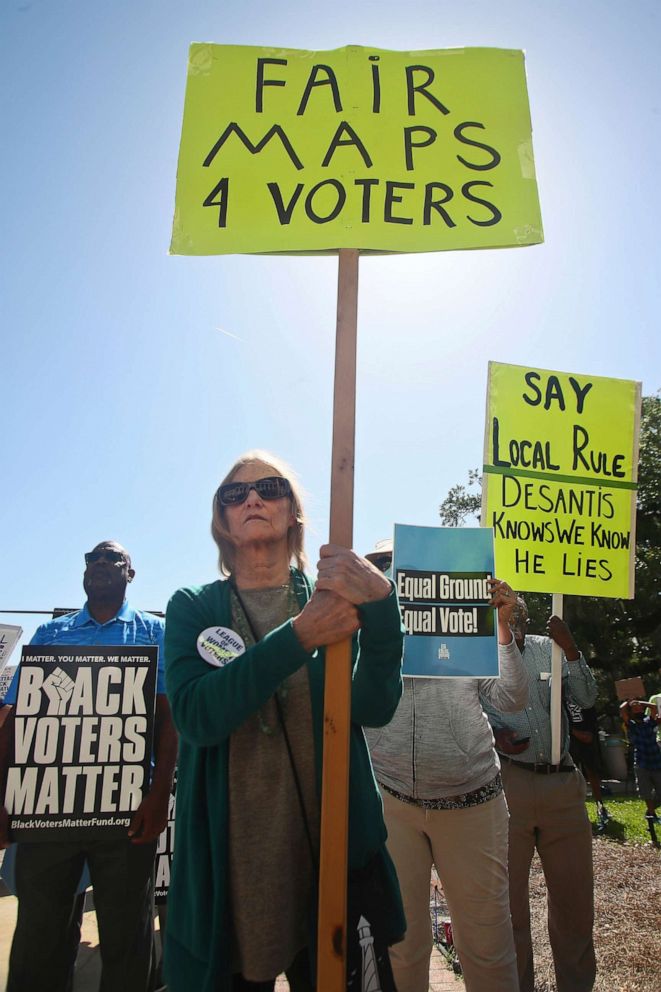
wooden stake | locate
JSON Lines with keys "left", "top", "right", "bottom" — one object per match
{"left": 316, "top": 248, "right": 359, "bottom": 992}
{"left": 550, "top": 592, "right": 563, "bottom": 764}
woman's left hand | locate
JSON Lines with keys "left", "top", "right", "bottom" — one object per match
{"left": 488, "top": 578, "right": 521, "bottom": 646}
{"left": 488, "top": 578, "right": 518, "bottom": 623}
{"left": 315, "top": 544, "right": 391, "bottom": 605}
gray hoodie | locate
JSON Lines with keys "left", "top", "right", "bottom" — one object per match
{"left": 367, "top": 639, "right": 528, "bottom": 800}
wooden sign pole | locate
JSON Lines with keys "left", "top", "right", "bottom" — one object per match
{"left": 316, "top": 248, "right": 359, "bottom": 992}
{"left": 550, "top": 592, "right": 564, "bottom": 765}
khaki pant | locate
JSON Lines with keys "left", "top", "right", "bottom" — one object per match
{"left": 382, "top": 789, "right": 518, "bottom": 992}
{"left": 501, "top": 761, "right": 596, "bottom": 992}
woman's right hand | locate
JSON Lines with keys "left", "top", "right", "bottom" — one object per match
{"left": 292, "top": 589, "right": 361, "bottom": 653}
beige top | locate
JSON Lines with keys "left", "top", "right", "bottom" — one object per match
{"left": 228, "top": 584, "right": 319, "bottom": 982}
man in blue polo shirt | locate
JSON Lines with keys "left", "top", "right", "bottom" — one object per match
{"left": 0, "top": 541, "right": 178, "bottom": 992}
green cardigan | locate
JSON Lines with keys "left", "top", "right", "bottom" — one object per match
{"left": 164, "top": 569, "right": 405, "bottom": 992}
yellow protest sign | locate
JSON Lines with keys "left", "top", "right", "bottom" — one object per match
{"left": 482, "top": 362, "right": 641, "bottom": 598}
{"left": 171, "top": 44, "right": 543, "bottom": 255}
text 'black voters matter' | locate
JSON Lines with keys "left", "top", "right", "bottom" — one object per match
{"left": 5, "top": 645, "right": 157, "bottom": 841}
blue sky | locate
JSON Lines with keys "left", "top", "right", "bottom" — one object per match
{"left": 1, "top": 0, "right": 659, "bottom": 656}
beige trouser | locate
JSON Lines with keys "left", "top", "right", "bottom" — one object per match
{"left": 382, "top": 789, "right": 518, "bottom": 992}
{"left": 501, "top": 761, "right": 596, "bottom": 992}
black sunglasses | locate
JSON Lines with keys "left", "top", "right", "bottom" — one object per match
{"left": 216, "top": 476, "right": 292, "bottom": 507}
{"left": 84, "top": 550, "right": 127, "bottom": 566}
{"left": 370, "top": 554, "right": 392, "bottom": 573}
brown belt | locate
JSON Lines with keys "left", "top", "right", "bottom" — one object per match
{"left": 499, "top": 754, "right": 575, "bottom": 775}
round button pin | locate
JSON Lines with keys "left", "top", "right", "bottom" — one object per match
{"left": 196, "top": 626, "right": 246, "bottom": 668}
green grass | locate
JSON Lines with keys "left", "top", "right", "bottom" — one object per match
{"left": 586, "top": 795, "right": 659, "bottom": 845}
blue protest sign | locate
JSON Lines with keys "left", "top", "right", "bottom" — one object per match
{"left": 393, "top": 524, "right": 498, "bottom": 678}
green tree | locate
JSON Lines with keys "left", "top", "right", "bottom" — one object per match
{"left": 440, "top": 393, "right": 661, "bottom": 712}
{"left": 438, "top": 468, "right": 482, "bottom": 527}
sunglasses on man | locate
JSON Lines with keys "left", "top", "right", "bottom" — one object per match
{"left": 84, "top": 550, "right": 128, "bottom": 566}
{"left": 369, "top": 554, "right": 393, "bottom": 573}
{"left": 216, "top": 476, "right": 292, "bottom": 507}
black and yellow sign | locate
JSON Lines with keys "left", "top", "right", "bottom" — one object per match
{"left": 171, "top": 44, "right": 543, "bottom": 254}
{"left": 482, "top": 362, "right": 642, "bottom": 598}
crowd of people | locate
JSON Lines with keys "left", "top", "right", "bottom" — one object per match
{"left": 0, "top": 449, "right": 658, "bottom": 992}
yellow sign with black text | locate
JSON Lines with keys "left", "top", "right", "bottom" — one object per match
{"left": 171, "top": 44, "right": 543, "bottom": 254}
{"left": 482, "top": 362, "right": 641, "bottom": 598}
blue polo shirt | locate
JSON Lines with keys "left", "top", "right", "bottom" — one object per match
{"left": 5, "top": 600, "right": 165, "bottom": 704}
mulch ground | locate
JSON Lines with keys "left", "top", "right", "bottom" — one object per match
{"left": 529, "top": 837, "right": 660, "bottom": 992}
{"left": 431, "top": 836, "right": 660, "bottom": 991}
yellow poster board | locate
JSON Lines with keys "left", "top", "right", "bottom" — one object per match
{"left": 482, "top": 362, "right": 641, "bottom": 598}
{"left": 171, "top": 44, "right": 543, "bottom": 255}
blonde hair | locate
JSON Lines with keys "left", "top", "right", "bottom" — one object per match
{"left": 211, "top": 450, "right": 308, "bottom": 576}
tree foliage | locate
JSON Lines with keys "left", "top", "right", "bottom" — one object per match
{"left": 438, "top": 468, "right": 482, "bottom": 527}
{"left": 439, "top": 393, "right": 661, "bottom": 711}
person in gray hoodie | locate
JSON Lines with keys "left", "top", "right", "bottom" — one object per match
{"left": 366, "top": 553, "right": 527, "bottom": 992}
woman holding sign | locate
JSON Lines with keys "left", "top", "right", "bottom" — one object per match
{"left": 164, "top": 451, "right": 405, "bottom": 992}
